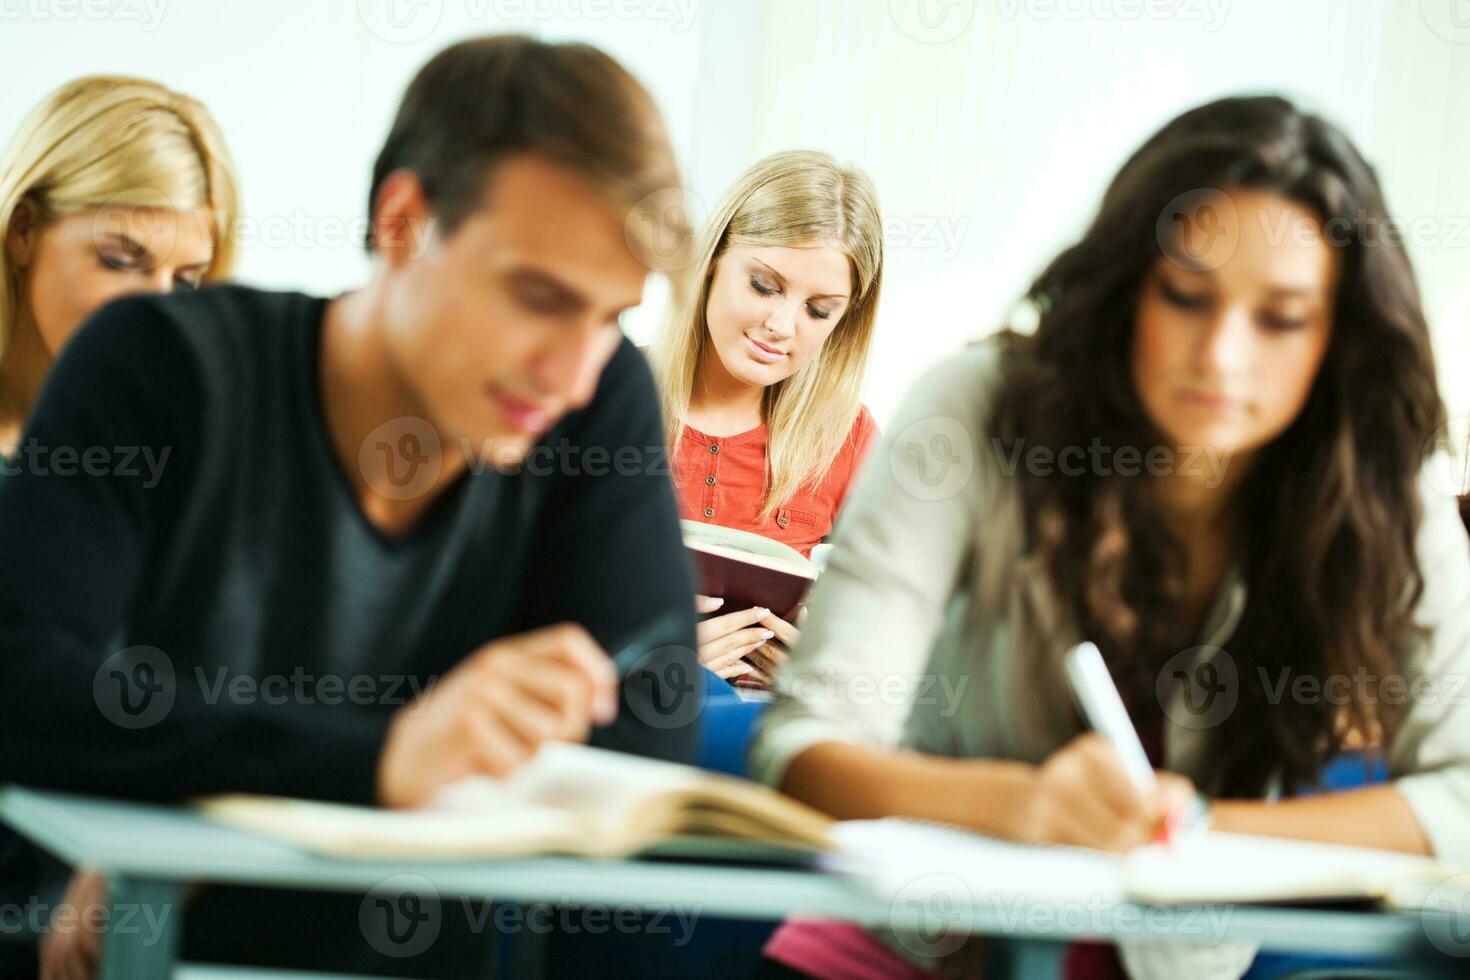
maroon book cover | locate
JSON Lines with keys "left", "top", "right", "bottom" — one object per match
{"left": 685, "top": 545, "right": 814, "bottom": 622}
{"left": 681, "top": 520, "right": 817, "bottom": 622}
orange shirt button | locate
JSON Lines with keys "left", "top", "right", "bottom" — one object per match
{"left": 705, "top": 475, "right": 716, "bottom": 485}
{"left": 703, "top": 507, "right": 715, "bottom": 518}
{"left": 709, "top": 444, "right": 720, "bottom": 454}
{"left": 777, "top": 516, "right": 789, "bottom": 528}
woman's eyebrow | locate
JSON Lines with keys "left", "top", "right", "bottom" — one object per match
{"left": 1263, "top": 283, "right": 1322, "bottom": 298}
{"left": 752, "top": 257, "right": 849, "bottom": 301}
{"left": 751, "top": 257, "right": 787, "bottom": 286}
{"left": 96, "top": 231, "right": 148, "bottom": 255}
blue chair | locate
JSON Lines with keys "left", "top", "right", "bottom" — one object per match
{"left": 695, "top": 669, "right": 769, "bottom": 776}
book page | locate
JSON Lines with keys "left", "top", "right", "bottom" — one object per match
{"left": 1124, "top": 832, "right": 1456, "bottom": 906}
{"left": 681, "top": 520, "right": 815, "bottom": 575}
{"left": 831, "top": 819, "right": 1126, "bottom": 906}
{"left": 431, "top": 742, "right": 702, "bottom": 829}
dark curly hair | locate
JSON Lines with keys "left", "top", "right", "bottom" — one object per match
{"left": 992, "top": 95, "right": 1446, "bottom": 797}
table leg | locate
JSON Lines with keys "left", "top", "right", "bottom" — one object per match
{"left": 986, "top": 936, "right": 1068, "bottom": 979}
{"left": 97, "top": 876, "right": 182, "bottom": 980}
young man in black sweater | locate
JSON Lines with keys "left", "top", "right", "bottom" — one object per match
{"left": 0, "top": 36, "right": 700, "bottom": 978}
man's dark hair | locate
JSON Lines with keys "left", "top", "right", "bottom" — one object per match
{"left": 365, "top": 34, "right": 682, "bottom": 255}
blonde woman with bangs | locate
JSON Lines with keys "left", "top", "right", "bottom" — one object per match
{"left": 0, "top": 74, "right": 237, "bottom": 980}
{"left": 649, "top": 150, "right": 883, "bottom": 688}
{"left": 0, "top": 74, "right": 239, "bottom": 455}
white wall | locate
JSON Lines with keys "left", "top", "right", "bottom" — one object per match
{"left": 1, "top": 0, "right": 1466, "bottom": 463}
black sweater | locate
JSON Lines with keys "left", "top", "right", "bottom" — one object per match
{"left": 0, "top": 285, "right": 700, "bottom": 810}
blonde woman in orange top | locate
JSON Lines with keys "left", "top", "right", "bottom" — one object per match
{"left": 649, "top": 150, "right": 883, "bottom": 687}
{"left": 0, "top": 74, "right": 238, "bottom": 980}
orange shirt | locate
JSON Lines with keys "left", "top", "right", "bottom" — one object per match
{"left": 672, "top": 408, "right": 879, "bottom": 557}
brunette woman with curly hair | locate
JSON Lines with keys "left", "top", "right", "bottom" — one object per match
{"left": 750, "top": 96, "right": 1470, "bottom": 980}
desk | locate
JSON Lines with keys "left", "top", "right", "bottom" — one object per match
{"left": 1, "top": 786, "right": 1462, "bottom": 979}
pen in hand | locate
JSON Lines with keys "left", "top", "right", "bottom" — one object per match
{"left": 1065, "top": 641, "right": 1205, "bottom": 845}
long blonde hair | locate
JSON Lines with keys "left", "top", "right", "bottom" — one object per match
{"left": 0, "top": 75, "right": 239, "bottom": 367}
{"left": 650, "top": 150, "right": 884, "bottom": 523}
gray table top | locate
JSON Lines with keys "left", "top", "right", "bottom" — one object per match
{"left": 0, "top": 784, "right": 1454, "bottom": 959}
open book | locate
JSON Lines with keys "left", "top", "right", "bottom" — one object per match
{"left": 682, "top": 520, "right": 816, "bottom": 621}
{"left": 832, "top": 819, "right": 1468, "bottom": 910}
{"left": 199, "top": 743, "right": 833, "bottom": 861}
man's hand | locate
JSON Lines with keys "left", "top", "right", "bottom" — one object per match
{"left": 376, "top": 623, "right": 617, "bottom": 808}
{"left": 40, "top": 870, "right": 107, "bottom": 980}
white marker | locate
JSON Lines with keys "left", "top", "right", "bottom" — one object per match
{"left": 1065, "top": 641, "right": 1156, "bottom": 793}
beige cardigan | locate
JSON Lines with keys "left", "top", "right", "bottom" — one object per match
{"left": 751, "top": 340, "right": 1470, "bottom": 868}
